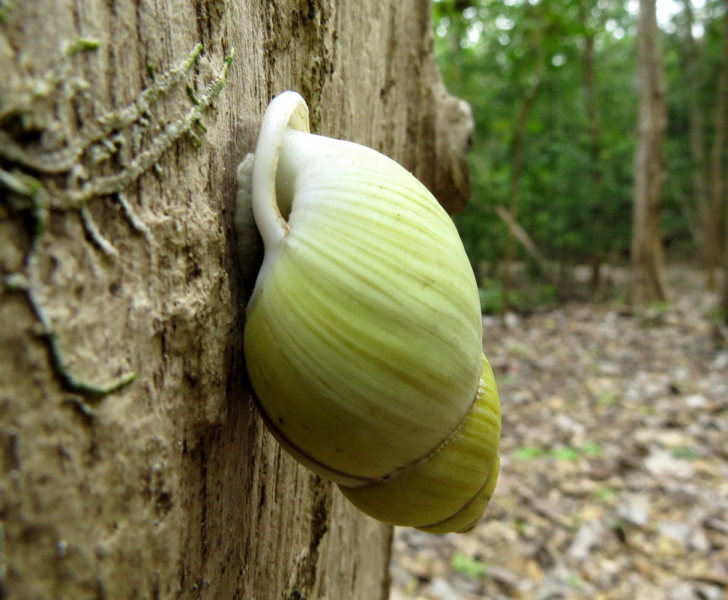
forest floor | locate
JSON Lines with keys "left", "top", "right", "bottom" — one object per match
{"left": 389, "top": 266, "right": 728, "bottom": 600}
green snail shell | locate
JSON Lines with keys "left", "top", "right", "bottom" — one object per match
{"left": 240, "top": 91, "right": 501, "bottom": 533}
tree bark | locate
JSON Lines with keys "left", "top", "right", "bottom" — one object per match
{"left": 631, "top": 0, "right": 667, "bottom": 304}
{"left": 578, "top": 0, "right": 605, "bottom": 296}
{"left": 680, "top": 1, "right": 711, "bottom": 278}
{"left": 0, "top": 1, "right": 472, "bottom": 598}
{"left": 708, "top": 3, "right": 728, "bottom": 290}
{"left": 723, "top": 229, "right": 728, "bottom": 325}
{"left": 578, "top": 0, "right": 603, "bottom": 189}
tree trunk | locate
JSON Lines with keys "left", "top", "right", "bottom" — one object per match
{"left": 723, "top": 229, "right": 728, "bottom": 325}
{"left": 708, "top": 3, "right": 728, "bottom": 290}
{"left": 631, "top": 0, "right": 667, "bottom": 304}
{"left": 501, "top": 18, "right": 545, "bottom": 312}
{"left": 578, "top": 0, "right": 603, "bottom": 190}
{"left": 578, "top": 0, "right": 605, "bottom": 297}
{"left": 0, "top": 1, "right": 472, "bottom": 598}
{"left": 680, "top": 0, "right": 712, "bottom": 280}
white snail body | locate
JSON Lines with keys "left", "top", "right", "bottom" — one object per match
{"left": 238, "top": 92, "right": 500, "bottom": 533}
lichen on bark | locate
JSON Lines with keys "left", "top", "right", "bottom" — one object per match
{"left": 1, "top": 41, "right": 233, "bottom": 400}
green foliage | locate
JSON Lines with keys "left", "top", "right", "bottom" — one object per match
{"left": 551, "top": 446, "right": 580, "bottom": 462}
{"left": 451, "top": 553, "right": 488, "bottom": 578}
{"left": 597, "top": 391, "right": 617, "bottom": 405}
{"left": 434, "top": 0, "right": 725, "bottom": 277}
{"left": 671, "top": 446, "right": 701, "bottom": 460}
{"left": 581, "top": 441, "right": 602, "bottom": 456}
{"left": 479, "top": 281, "right": 504, "bottom": 313}
{"left": 515, "top": 442, "right": 604, "bottom": 462}
{"left": 478, "top": 279, "right": 556, "bottom": 314}
{"left": 514, "top": 445, "right": 545, "bottom": 460}
{"left": 568, "top": 573, "right": 584, "bottom": 589}
{"left": 594, "top": 487, "right": 617, "bottom": 502}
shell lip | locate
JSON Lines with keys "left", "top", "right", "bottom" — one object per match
{"left": 248, "top": 91, "right": 310, "bottom": 308}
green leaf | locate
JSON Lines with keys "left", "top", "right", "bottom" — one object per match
{"left": 581, "top": 442, "right": 602, "bottom": 457}
{"left": 594, "top": 487, "right": 617, "bottom": 502}
{"left": 550, "top": 447, "right": 579, "bottom": 462}
{"left": 451, "top": 553, "right": 487, "bottom": 579}
{"left": 671, "top": 447, "right": 700, "bottom": 460}
{"left": 514, "top": 446, "right": 545, "bottom": 460}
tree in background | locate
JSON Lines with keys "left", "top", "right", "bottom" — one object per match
{"left": 501, "top": 3, "right": 547, "bottom": 311}
{"left": 708, "top": 2, "right": 728, "bottom": 290}
{"left": 435, "top": 0, "right": 727, "bottom": 312}
{"left": 679, "top": 0, "right": 710, "bottom": 276}
{"left": 723, "top": 230, "right": 728, "bottom": 322}
{"left": 671, "top": 0, "right": 728, "bottom": 292}
{"left": 436, "top": 0, "right": 637, "bottom": 307}
{"left": 723, "top": 228, "right": 728, "bottom": 324}
{"left": 631, "top": 0, "right": 668, "bottom": 304}
{"left": 578, "top": 0, "right": 607, "bottom": 294}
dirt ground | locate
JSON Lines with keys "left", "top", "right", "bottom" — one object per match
{"left": 389, "top": 266, "right": 728, "bottom": 600}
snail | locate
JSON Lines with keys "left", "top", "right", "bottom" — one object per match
{"left": 236, "top": 92, "right": 500, "bottom": 533}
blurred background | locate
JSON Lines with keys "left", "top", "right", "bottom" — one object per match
{"left": 441, "top": 0, "right": 726, "bottom": 312}
{"left": 389, "top": 1, "right": 728, "bottom": 599}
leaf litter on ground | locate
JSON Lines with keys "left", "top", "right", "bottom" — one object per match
{"left": 389, "top": 267, "right": 728, "bottom": 600}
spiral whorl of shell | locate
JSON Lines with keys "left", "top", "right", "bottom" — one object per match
{"left": 241, "top": 92, "right": 501, "bottom": 533}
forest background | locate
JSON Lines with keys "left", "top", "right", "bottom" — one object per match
{"left": 388, "top": 5, "right": 728, "bottom": 598}
{"left": 437, "top": 0, "right": 728, "bottom": 318}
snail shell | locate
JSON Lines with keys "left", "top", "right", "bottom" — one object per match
{"left": 238, "top": 92, "right": 500, "bottom": 533}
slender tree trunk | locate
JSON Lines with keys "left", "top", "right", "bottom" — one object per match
{"left": 631, "top": 0, "right": 668, "bottom": 304}
{"left": 494, "top": 205, "right": 547, "bottom": 270}
{"left": 723, "top": 228, "right": 728, "bottom": 324}
{"left": 578, "top": 0, "right": 605, "bottom": 296}
{"left": 502, "top": 24, "right": 546, "bottom": 312}
{"left": 708, "top": 3, "right": 728, "bottom": 290}
{"left": 579, "top": 2, "right": 603, "bottom": 189}
{"left": 0, "top": 1, "right": 472, "bottom": 597}
{"left": 681, "top": 1, "right": 711, "bottom": 278}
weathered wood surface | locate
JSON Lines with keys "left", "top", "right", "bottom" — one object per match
{"left": 631, "top": 0, "right": 667, "bottom": 304}
{"left": 0, "top": 1, "right": 472, "bottom": 598}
